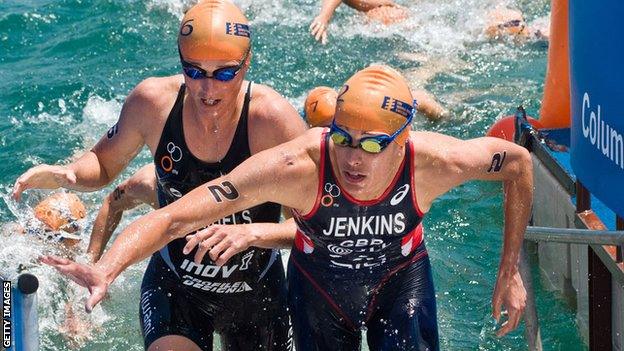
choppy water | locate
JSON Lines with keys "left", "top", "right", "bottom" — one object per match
{"left": 0, "top": 0, "right": 585, "bottom": 350}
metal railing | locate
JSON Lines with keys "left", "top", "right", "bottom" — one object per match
{"left": 520, "top": 226, "right": 624, "bottom": 351}
{"left": 513, "top": 107, "right": 624, "bottom": 351}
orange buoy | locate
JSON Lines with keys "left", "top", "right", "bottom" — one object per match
{"left": 539, "top": 0, "right": 570, "bottom": 128}
{"left": 487, "top": 115, "right": 543, "bottom": 141}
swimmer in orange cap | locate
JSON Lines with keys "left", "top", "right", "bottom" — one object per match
{"left": 485, "top": 7, "right": 550, "bottom": 42}
{"left": 304, "top": 85, "right": 447, "bottom": 126}
{"left": 11, "top": 192, "right": 90, "bottom": 344}
{"left": 310, "top": 0, "right": 407, "bottom": 44}
{"left": 14, "top": 1, "right": 306, "bottom": 349}
{"left": 45, "top": 64, "right": 533, "bottom": 350}
{"left": 23, "top": 192, "right": 87, "bottom": 248}
{"left": 304, "top": 86, "right": 337, "bottom": 127}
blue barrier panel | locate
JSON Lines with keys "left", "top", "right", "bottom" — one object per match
{"left": 569, "top": 0, "right": 624, "bottom": 218}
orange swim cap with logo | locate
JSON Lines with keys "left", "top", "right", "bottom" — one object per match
{"left": 305, "top": 86, "right": 337, "bottom": 127}
{"left": 34, "top": 193, "right": 86, "bottom": 232}
{"left": 178, "top": 0, "right": 251, "bottom": 61}
{"left": 334, "top": 65, "right": 414, "bottom": 145}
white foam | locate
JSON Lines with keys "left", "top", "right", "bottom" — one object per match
{"left": 146, "top": 0, "right": 199, "bottom": 18}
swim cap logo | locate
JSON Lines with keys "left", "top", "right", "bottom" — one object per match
{"left": 381, "top": 96, "right": 413, "bottom": 119}
{"left": 225, "top": 22, "right": 250, "bottom": 38}
{"left": 180, "top": 19, "right": 194, "bottom": 36}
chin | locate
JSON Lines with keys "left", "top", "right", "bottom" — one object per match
{"left": 339, "top": 176, "right": 368, "bottom": 195}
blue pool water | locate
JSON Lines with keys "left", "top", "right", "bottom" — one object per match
{"left": 0, "top": 0, "right": 586, "bottom": 349}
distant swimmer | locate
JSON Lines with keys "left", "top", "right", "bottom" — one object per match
{"left": 86, "top": 164, "right": 157, "bottom": 262}
{"left": 10, "top": 192, "right": 92, "bottom": 346}
{"left": 310, "top": 0, "right": 408, "bottom": 44}
{"left": 12, "top": 0, "right": 307, "bottom": 350}
{"left": 485, "top": 7, "right": 550, "bottom": 42}
{"left": 21, "top": 192, "right": 86, "bottom": 248}
{"left": 304, "top": 85, "right": 447, "bottom": 126}
{"left": 304, "top": 86, "right": 337, "bottom": 127}
{"left": 43, "top": 65, "right": 533, "bottom": 350}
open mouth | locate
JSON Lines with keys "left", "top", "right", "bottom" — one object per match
{"left": 201, "top": 98, "right": 221, "bottom": 106}
{"left": 343, "top": 171, "right": 366, "bottom": 184}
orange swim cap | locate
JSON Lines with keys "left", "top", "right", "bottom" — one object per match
{"left": 305, "top": 86, "right": 337, "bottom": 127}
{"left": 178, "top": 0, "right": 251, "bottom": 61}
{"left": 334, "top": 65, "right": 414, "bottom": 145}
{"left": 34, "top": 193, "right": 86, "bottom": 232}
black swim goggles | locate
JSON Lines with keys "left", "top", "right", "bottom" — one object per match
{"left": 329, "top": 101, "right": 416, "bottom": 154}
{"left": 178, "top": 47, "right": 250, "bottom": 82}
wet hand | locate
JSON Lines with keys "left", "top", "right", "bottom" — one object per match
{"left": 492, "top": 269, "right": 526, "bottom": 337}
{"left": 183, "top": 225, "right": 256, "bottom": 266}
{"left": 39, "top": 255, "right": 108, "bottom": 313}
{"left": 310, "top": 16, "right": 330, "bottom": 44}
{"left": 12, "top": 165, "right": 77, "bottom": 201}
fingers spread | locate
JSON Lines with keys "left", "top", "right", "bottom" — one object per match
{"left": 209, "top": 240, "right": 230, "bottom": 263}
{"left": 183, "top": 227, "right": 217, "bottom": 254}
{"left": 215, "top": 247, "right": 239, "bottom": 266}
{"left": 194, "top": 240, "right": 211, "bottom": 264}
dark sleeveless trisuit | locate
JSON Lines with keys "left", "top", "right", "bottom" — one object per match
{"left": 288, "top": 132, "right": 439, "bottom": 351}
{"left": 140, "top": 83, "right": 292, "bottom": 351}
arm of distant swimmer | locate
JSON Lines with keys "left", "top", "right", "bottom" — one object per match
{"left": 183, "top": 218, "right": 298, "bottom": 266}
{"left": 342, "top": 0, "right": 397, "bottom": 12}
{"left": 310, "top": 0, "right": 342, "bottom": 44}
{"left": 41, "top": 135, "right": 316, "bottom": 312}
{"left": 12, "top": 80, "right": 158, "bottom": 199}
{"left": 87, "top": 164, "right": 158, "bottom": 262}
{"left": 413, "top": 132, "right": 533, "bottom": 337}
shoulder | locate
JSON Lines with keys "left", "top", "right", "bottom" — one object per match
{"left": 247, "top": 82, "right": 308, "bottom": 151}
{"left": 409, "top": 131, "right": 464, "bottom": 164}
{"left": 118, "top": 75, "right": 183, "bottom": 143}
{"left": 260, "top": 128, "right": 324, "bottom": 174}
{"left": 261, "top": 128, "right": 324, "bottom": 192}
{"left": 409, "top": 131, "right": 530, "bottom": 181}
{"left": 248, "top": 83, "right": 304, "bottom": 125}
{"left": 127, "top": 75, "right": 183, "bottom": 115}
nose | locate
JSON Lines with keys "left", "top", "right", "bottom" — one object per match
{"left": 344, "top": 147, "right": 363, "bottom": 167}
{"left": 199, "top": 77, "right": 217, "bottom": 93}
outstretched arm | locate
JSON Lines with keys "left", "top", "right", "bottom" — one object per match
{"left": 310, "top": 0, "right": 342, "bottom": 44}
{"left": 414, "top": 133, "right": 533, "bottom": 336}
{"left": 12, "top": 79, "right": 163, "bottom": 200}
{"left": 42, "top": 133, "right": 319, "bottom": 312}
{"left": 87, "top": 164, "right": 158, "bottom": 262}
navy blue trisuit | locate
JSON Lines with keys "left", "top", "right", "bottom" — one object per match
{"left": 288, "top": 132, "right": 439, "bottom": 351}
{"left": 139, "top": 83, "right": 293, "bottom": 351}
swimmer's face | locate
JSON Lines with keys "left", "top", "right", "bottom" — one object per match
{"left": 330, "top": 125, "right": 405, "bottom": 197}
{"left": 181, "top": 51, "right": 251, "bottom": 111}
{"left": 485, "top": 8, "right": 529, "bottom": 39}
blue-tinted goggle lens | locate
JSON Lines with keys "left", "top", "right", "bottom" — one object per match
{"left": 181, "top": 65, "right": 239, "bottom": 82}
{"left": 179, "top": 47, "right": 249, "bottom": 82}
